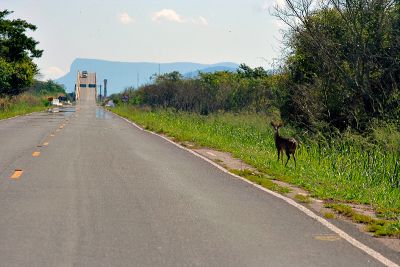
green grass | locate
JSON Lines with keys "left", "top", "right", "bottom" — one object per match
{"left": 366, "top": 221, "right": 400, "bottom": 237}
{"left": 295, "top": 194, "right": 312, "bottom": 203}
{"left": 324, "top": 203, "right": 399, "bottom": 236}
{"left": 323, "top": 203, "right": 375, "bottom": 224}
{"left": 0, "top": 94, "right": 48, "bottom": 120}
{"left": 110, "top": 106, "right": 400, "bottom": 226}
{"left": 0, "top": 103, "right": 46, "bottom": 120}
{"left": 324, "top": 203, "right": 354, "bottom": 217}
{"left": 323, "top": 212, "right": 335, "bottom": 219}
{"left": 230, "top": 169, "right": 291, "bottom": 194}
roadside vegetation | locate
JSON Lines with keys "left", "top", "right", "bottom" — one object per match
{"left": 0, "top": 10, "right": 43, "bottom": 96}
{"left": 108, "top": 0, "right": 400, "bottom": 236}
{"left": 325, "top": 203, "right": 400, "bottom": 237}
{"left": 0, "top": 93, "right": 46, "bottom": 120}
{"left": 0, "top": 80, "right": 67, "bottom": 120}
{"left": 0, "top": 10, "right": 67, "bottom": 119}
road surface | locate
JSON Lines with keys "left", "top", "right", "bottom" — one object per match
{"left": 0, "top": 88, "right": 398, "bottom": 266}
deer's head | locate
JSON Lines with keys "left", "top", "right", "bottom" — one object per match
{"left": 270, "top": 121, "right": 283, "bottom": 132}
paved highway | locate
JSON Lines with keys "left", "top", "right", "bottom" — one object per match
{"left": 0, "top": 89, "right": 398, "bottom": 266}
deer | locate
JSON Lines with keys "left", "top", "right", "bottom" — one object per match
{"left": 270, "top": 122, "right": 298, "bottom": 167}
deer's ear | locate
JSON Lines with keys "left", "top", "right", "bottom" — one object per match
{"left": 270, "top": 121, "right": 275, "bottom": 127}
{"left": 278, "top": 123, "right": 283, "bottom": 128}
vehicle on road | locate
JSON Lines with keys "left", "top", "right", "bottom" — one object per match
{"left": 51, "top": 98, "right": 63, "bottom": 107}
{"left": 105, "top": 100, "right": 115, "bottom": 107}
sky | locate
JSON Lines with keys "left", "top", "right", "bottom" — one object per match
{"left": 3, "top": 0, "right": 286, "bottom": 80}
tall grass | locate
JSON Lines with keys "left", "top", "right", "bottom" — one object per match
{"left": 0, "top": 93, "right": 48, "bottom": 120}
{"left": 112, "top": 106, "right": 400, "bottom": 219}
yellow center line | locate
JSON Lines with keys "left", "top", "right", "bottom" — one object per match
{"left": 10, "top": 170, "right": 23, "bottom": 179}
{"left": 32, "top": 151, "right": 40, "bottom": 157}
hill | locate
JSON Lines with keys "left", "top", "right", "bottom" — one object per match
{"left": 55, "top": 58, "right": 239, "bottom": 94}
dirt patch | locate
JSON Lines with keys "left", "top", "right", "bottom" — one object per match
{"left": 272, "top": 180, "right": 308, "bottom": 197}
{"left": 349, "top": 203, "right": 377, "bottom": 218}
{"left": 193, "top": 147, "right": 258, "bottom": 172}
{"left": 180, "top": 141, "right": 201, "bottom": 149}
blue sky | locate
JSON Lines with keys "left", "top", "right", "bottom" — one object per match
{"left": 3, "top": 0, "right": 285, "bottom": 80}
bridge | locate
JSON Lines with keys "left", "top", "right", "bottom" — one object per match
{"left": 75, "top": 71, "right": 97, "bottom": 102}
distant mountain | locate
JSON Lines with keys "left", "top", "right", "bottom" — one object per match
{"left": 56, "top": 58, "right": 239, "bottom": 95}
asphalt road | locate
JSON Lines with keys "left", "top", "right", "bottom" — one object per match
{"left": 0, "top": 89, "right": 398, "bottom": 266}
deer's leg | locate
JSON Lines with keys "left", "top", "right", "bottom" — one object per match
{"left": 277, "top": 149, "right": 280, "bottom": 162}
{"left": 293, "top": 153, "right": 297, "bottom": 168}
{"left": 285, "top": 151, "right": 290, "bottom": 167}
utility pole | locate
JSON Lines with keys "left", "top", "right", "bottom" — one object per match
{"left": 104, "top": 79, "right": 107, "bottom": 98}
{"left": 158, "top": 63, "right": 161, "bottom": 76}
{"left": 99, "top": 85, "right": 102, "bottom": 101}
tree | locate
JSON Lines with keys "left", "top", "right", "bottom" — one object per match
{"left": 274, "top": 0, "right": 400, "bottom": 131}
{"left": 0, "top": 10, "right": 43, "bottom": 95}
{"left": 237, "top": 63, "right": 269, "bottom": 79}
{"left": 154, "top": 71, "right": 183, "bottom": 83}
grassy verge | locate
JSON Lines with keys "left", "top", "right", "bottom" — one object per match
{"left": 0, "top": 93, "right": 48, "bottom": 120}
{"left": 111, "top": 105, "right": 400, "bottom": 234}
{"left": 325, "top": 203, "right": 400, "bottom": 237}
{"left": 230, "top": 169, "right": 291, "bottom": 194}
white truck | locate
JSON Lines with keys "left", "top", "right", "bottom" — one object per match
{"left": 51, "top": 98, "right": 63, "bottom": 107}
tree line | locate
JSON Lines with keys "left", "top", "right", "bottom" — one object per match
{"left": 115, "top": 65, "right": 279, "bottom": 115}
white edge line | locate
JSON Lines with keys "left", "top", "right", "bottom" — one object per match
{"left": 110, "top": 110, "right": 399, "bottom": 267}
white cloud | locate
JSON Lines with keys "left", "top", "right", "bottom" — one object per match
{"left": 41, "top": 66, "right": 66, "bottom": 80}
{"left": 118, "top": 12, "right": 134, "bottom": 24}
{"left": 152, "top": 9, "right": 183, "bottom": 23}
{"left": 152, "top": 9, "right": 208, "bottom": 26}
{"left": 260, "top": 0, "right": 286, "bottom": 12}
